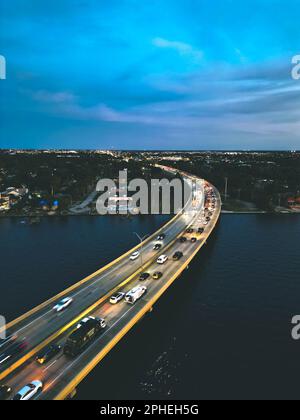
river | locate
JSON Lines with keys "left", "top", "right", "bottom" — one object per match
{"left": 0, "top": 214, "right": 299, "bottom": 400}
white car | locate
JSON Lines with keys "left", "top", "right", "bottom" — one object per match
{"left": 157, "top": 255, "right": 168, "bottom": 265}
{"left": 125, "top": 286, "right": 147, "bottom": 305}
{"left": 53, "top": 297, "right": 73, "bottom": 313}
{"left": 12, "top": 381, "right": 43, "bottom": 401}
{"left": 130, "top": 251, "right": 140, "bottom": 261}
{"left": 110, "top": 292, "right": 125, "bottom": 305}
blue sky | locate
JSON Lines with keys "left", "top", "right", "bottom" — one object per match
{"left": 0, "top": 0, "right": 300, "bottom": 150}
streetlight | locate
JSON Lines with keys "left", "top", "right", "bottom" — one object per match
{"left": 133, "top": 232, "right": 150, "bottom": 270}
{"left": 224, "top": 177, "right": 228, "bottom": 202}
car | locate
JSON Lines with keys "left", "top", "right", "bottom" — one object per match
{"left": 0, "top": 385, "right": 12, "bottom": 401}
{"left": 130, "top": 251, "right": 140, "bottom": 261}
{"left": 157, "top": 255, "right": 168, "bottom": 265}
{"left": 36, "top": 345, "right": 62, "bottom": 365}
{"left": 179, "top": 237, "right": 187, "bottom": 243}
{"left": 139, "top": 272, "right": 150, "bottom": 281}
{"left": 12, "top": 381, "right": 43, "bottom": 401}
{"left": 198, "top": 228, "right": 204, "bottom": 234}
{"left": 53, "top": 297, "right": 73, "bottom": 313}
{"left": 77, "top": 316, "right": 106, "bottom": 330}
{"left": 0, "top": 340, "right": 28, "bottom": 366}
{"left": 125, "top": 286, "right": 147, "bottom": 304}
{"left": 110, "top": 292, "right": 125, "bottom": 305}
{"left": 157, "top": 234, "right": 166, "bottom": 241}
{"left": 152, "top": 272, "right": 163, "bottom": 280}
{"left": 186, "top": 228, "right": 194, "bottom": 234}
{"left": 191, "top": 237, "right": 197, "bottom": 243}
{"left": 153, "top": 243, "right": 162, "bottom": 251}
{"left": 173, "top": 251, "right": 183, "bottom": 261}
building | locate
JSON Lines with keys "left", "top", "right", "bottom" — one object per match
{"left": 0, "top": 196, "right": 10, "bottom": 212}
{"left": 287, "top": 196, "right": 300, "bottom": 211}
{"left": 0, "top": 187, "right": 28, "bottom": 198}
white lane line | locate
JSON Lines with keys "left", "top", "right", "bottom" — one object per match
{"left": 0, "top": 355, "right": 12, "bottom": 365}
{"left": 11, "top": 244, "right": 150, "bottom": 336}
{"left": 41, "top": 190, "right": 205, "bottom": 394}
{"left": 43, "top": 359, "right": 58, "bottom": 373}
{"left": 9, "top": 310, "right": 53, "bottom": 336}
{"left": 43, "top": 225, "right": 200, "bottom": 393}
{"left": 11, "top": 184, "right": 201, "bottom": 345}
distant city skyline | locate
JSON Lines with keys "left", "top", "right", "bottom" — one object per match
{"left": 1, "top": 0, "right": 300, "bottom": 150}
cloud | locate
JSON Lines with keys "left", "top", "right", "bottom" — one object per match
{"left": 152, "top": 37, "right": 203, "bottom": 62}
{"left": 31, "top": 90, "right": 77, "bottom": 104}
{"left": 26, "top": 55, "right": 300, "bottom": 143}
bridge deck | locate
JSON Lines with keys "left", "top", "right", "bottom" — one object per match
{"left": 0, "top": 171, "right": 221, "bottom": 400}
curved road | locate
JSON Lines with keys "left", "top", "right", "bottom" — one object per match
{"left": 0, "top": 170, "right": 220, "bottom": 400}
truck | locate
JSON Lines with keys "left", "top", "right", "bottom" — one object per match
{"left": 125, "top": 286, "right": 147, "bottom": 305}
{"left": 64, "top": 316, "right": 106, "bottom": 357}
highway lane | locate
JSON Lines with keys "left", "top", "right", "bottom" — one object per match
{"left": 0, "top": 178, "right": 203, "bottom": 380}
{"left": 3, "top": 183, "right": 219, "bottom": 400}
{"left": 6, "top": 218, "right": 207, "bottom": 398}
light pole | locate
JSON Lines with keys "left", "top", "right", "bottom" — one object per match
{"left": 224, "top": 177, "right": 228, "bottom": 202}
{"left": 133, "top": 232, "right": 150, "bottom": 270}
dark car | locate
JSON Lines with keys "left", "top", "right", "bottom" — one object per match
{"left": 157, "top": 234, "right": 166, "bottom": 241}
{"left": 36, "top": 344, "right": 62, "bottom": 365}
{"left": 153, "top": 244, "right": 162, "bottom": 251}
{"left": 0, "top": 340, "right": 28, "bottom": 366}
{"left": 198, "top": 228, "right": 204, "bottom": 234}
{"left": 191, "top": 237, "right": 197, "bottom": 243}
{"left": 179, "top": 237, "right": 187, "bottom": 243}
{"left": 153, "top": 272, "right": 163, "bottom": 280}
{"left": 173, "top": 251, "right": 183, "bottom": 261}
{"left": 139, "top": 272, "right": 150, "bottom": 282}
{"left": 186, "top": 228, "right": 194, "bottom": 234}
{"left": 0, "top": 385, "right": 12, "bottom": 401}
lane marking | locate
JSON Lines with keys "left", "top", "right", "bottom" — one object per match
{"left": 45, "top": 305, "right": 135, "bottom": 390}
{"left": 52, "top": 188, "right": 221, "bottom": 400}
{"left": 8, "top": 203, "right": 190, "bottom": 340}
{"left": 2, "top": 176, "right": 205, "bottom": 387}
{"left": 0, "top": 211, "right": 194, "bottom": 382}
{"left": 45, "top": 193, "right": 206, "bottom": 393}
{"left": 43, "top": 359, "right": 58, "bottom": 373}
{"left": 3, "top": 194, "right": 187, "bottom": 334}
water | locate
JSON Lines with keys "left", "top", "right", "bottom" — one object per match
{"left": 0, "top": 214, "right": 300, "bottom": 400}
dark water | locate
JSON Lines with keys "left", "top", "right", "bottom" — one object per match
{"left": 0, "top": 214, "right": 300, "bottom": 400}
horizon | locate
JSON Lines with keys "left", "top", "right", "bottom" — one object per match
{"left": 1, "top": 148, "right": 300, "bottom": 154}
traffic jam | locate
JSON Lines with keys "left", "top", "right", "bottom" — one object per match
{"left": 0, "top": 182, "right": 218, "bottom": 400}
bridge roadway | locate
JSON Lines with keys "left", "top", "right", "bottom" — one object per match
{"left": 0, "top": 171, "right": 221, "bottom": 400}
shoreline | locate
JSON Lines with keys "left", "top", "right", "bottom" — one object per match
{"left": 0, "top": 210, "right": 299, "bottom": 219}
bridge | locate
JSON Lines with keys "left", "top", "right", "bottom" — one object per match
{"left": 0, "top": 168, "right": 221, "bottom": 400}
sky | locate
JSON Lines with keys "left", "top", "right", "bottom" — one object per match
{"left": 0, "top": 0, "right": 300, "bottom": 150}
